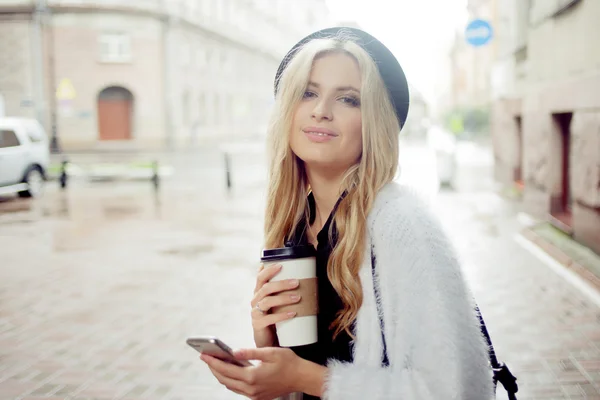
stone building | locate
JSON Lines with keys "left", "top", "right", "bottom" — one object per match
{"left": 448, "top": 0, "right": 498, "bottom": 116}
{"left": 0, "top": 0, "right": 331, "bottom": 151}
{"left": 491, "top": 0, "right": 600, "bottom": 254}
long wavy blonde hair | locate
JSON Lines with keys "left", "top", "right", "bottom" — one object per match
{"left": 264, "top": 31, "right": 401, "bottom": 339}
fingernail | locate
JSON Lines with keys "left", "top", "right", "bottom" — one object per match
{"left": 290, "top": 294, "right": 300, "bottom": 301}
{"left": 289, "top": 279, "right": 299, "bottom": 287}
{"left": 287, "top": 311, "right": 297, "bottom": 317}
{"left": 277, "top": 264, "right": 283, "bottom": 270}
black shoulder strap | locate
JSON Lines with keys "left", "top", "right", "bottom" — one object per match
{"left": 370, "top": 244, "right": 389, "bottom": 367}
{"left": 476, "top": 306, "right": 519, "bottom": 399}
{"left": 370, "top": 243, "right": 518, "bottom": 398}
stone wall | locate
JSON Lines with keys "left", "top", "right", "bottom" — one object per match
{"left": 492, "top": 98, "right": 522, "bottom": 185}
{"left": 0, "top": 16, "right": 36, "bottom": 119}
{"left": 571, "top": 111, "right": 600, "bottom": 209}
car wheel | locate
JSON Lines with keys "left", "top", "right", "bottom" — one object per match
{"left": 18, "top": 167, "right": 45, "bottom": 198}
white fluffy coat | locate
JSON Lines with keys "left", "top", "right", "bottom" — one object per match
{"left": 322, "top": 183, "right": 493, "bottom": 400}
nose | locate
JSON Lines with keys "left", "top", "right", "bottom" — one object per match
{"left": 311, "top": 98, "right": 333, "bottom": 122}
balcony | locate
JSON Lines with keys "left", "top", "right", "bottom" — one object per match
{"left": 0, "top": 0, "right": 34, "bottom": 11}
{"left": 47, "top": 0, "right": 162, "bottom": 14}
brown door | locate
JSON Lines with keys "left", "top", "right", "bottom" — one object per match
{"left": 514, "top": 116, "right": 523, "bottom": 186}
{"left": 560, "top": 115, "right": 572, "bottom": 214}
{"left": 550, "top": 112, "right": 573, "bottom": 231}
{"left": 97, "top": 87, "right": 133, "bottom": 141}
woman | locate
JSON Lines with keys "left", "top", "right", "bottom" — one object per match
{"left": 200, "top": 27, "right": 493, "bottom": 400}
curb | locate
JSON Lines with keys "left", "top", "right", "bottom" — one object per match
{"left": 521, "top": 228, "right": 600, "bottom": 292}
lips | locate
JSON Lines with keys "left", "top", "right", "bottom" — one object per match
{"left": 302, "top": 127, "right": 338, "bottom": 137}
{"left": 305, "top": 131, "right": 336, "bottom": 137}
{"left": 303, "top": 131, "right": 337, "bottom": 143}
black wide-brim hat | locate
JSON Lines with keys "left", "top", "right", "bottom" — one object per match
{"left": 274, "top": 27, "right": 410, "bottom": 128}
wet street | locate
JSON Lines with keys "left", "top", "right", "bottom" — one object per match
{"left": 1, "top": 140, "right": 600, "bottom": 399}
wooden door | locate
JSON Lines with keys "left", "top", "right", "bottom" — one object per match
{"left": 97, "top": 87, "right": 133, "bottom": 141}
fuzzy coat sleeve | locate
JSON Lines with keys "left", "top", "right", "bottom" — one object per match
{"left": 323, "top": 186, "right": 494, "bottom": 400}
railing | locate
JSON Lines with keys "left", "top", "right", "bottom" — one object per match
{"left": 0, "top": 0, "right": 34, "bottom": 8}
{"left": 47, "top": 0, "right": 162, "bottom": 13}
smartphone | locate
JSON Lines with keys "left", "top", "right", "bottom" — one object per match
{"left": 187, "top": 336, "right": 253, "bottom": 367}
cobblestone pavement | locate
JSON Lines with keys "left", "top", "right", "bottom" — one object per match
{"left": 1, "top": 142, "right": 599, "bottom": 399}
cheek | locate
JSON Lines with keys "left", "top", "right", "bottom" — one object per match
{"left": 293, "top": 102, "right": 311, "bottom": 126}
{"left": 351, "top": 115, "right": 362, "bottom": 138}
{"left": 290, "top": 108, "right": 304, "bottom": 149}
{"left": 346, "top": 114, "right": 363, "bottom": 154}
{"left": 291, "top": 104, "right": 310, "bottom": 135}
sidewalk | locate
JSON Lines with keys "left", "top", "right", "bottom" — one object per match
{"left": 434, "top": 191, "right": 600, "bottom": 399}
{"left": 2, "top": 141, "right": 600, "bottom": 399}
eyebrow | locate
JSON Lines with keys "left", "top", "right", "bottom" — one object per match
{"left": 307, "top": 81, "right": 360, "bottom": 94}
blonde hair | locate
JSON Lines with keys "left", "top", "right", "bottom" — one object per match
{"left": 264, "top": 31, "right": 401, "bottom": 339}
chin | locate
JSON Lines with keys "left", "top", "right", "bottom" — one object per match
{"left": 294, "top": 145, "right": 333, "bottom": 165}
{"left": 298, "top": 151, "right": 355, "bottom": 174}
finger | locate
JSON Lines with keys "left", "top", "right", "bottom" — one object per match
{"left": 251, "top": 292, "right": 301, "bottom": 315}
{"left": 254, "top": 264, "right": 282, "bottom": 293}
{"left": 251, "top": 310, "right": 297, "bottom": 330}
{"left": 253, "top": 279, "right": 299, "bottom": 307}
{"left": 234, "top": 347, "right": 277, "bottom": 362}
{"left": 262, "top": 292, "right": 302, "bottom": 312}
{"left": 201, "top": 354, "right": 247, "bottom": 381}
{"left": 207, "top": 365, "right": 249, "bottom": 396}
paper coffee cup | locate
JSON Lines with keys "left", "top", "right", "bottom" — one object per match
{"left": 261, "top": 245, "right": 318, "bottom": 347}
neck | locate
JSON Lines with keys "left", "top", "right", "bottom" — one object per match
{"left": 305, "top": 165, "right": 345, "bottom": 231}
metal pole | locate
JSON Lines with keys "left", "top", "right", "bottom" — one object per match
{"left": 224, "top": 152, "right": 232, "bottom": 191}
{"left": 32, "top": 0, "right": 46, "bottom": 127}
{"left": 161, "top": 0, "right": 174, "bottom": 151}
{"left": 59, "top": 159, "right": 68, "bottom": 189}
{"left": 151, "top": 160, "right": 160, "bottom": 190}
{"left": 43, "top": 0, "right": 60, "bottom": 154}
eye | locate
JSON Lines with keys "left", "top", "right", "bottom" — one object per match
{"left": 303, "top": 90, "right": 317, "bottom": 99}
{"left": 340, "top": 96, "right": 361, "bottom": 107}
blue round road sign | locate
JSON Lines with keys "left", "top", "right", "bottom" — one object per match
{"left": 465, "top": 19, "right": 493, "bottom": 47}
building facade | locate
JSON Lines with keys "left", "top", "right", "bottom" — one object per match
{"left": 491, "top": 0, "right": 600, "bottom": 254}
{"left": 0, "top": 0, "right": 331, "bottom": 151}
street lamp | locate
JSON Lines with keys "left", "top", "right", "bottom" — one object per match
{"left": 35, "top": 0, "right": 61, "bottom": 153}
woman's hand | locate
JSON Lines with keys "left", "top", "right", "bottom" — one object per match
{"left": 251, "top": 264, "right": 302, "bottom": 348}
{"left": 201, "top": 347, "right": 324, "bottom": 400}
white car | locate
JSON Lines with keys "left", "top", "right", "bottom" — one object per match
{"left": 427, "top": 125, "right": 457, "bottom": 187}
{"left": 0, "top": 117, "right": 49, "bottom": 197}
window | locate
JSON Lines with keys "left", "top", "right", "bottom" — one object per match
{"left": 195, "top": 48, "right": 207, "bottom": 68}
{"left": 211, "top": 48, "right": 220, "bottom": 70}
{"left": 226, "top": 94, "right": 232, "bottom": 121}
{"left": 202, "top": 0, "right": 212, "bottom": 17}
{"left": 213, "top": 93, "right": 220, "bottom": 125}
{"left": 182, "top": 91, "right": 190, "bottom": 126}
{"left": 305, "top": 10, "right": 315, "bottom": 25}
{"left": 0, "top": 130, "right": 21, "bottom": 148}
{"left": 216, "top": 0, "right": 224, "bottom": 20}
{"left": 187, "top": 0, "right": 197, "bottom": 14}
{"left": 180, "top": 42, "right": 191, "bottom": 67}
{"left": 99, "top": 32, "right": 132, "bottom": 63}
{"left": 221, "top": 52, "right": 229, "bottom": 72}
{"left": 205, "top": 48, "right": 213, "bottom": 68}
{"left": 198, "top": 93, "right": 207, "bottom": 125}
{"left": 26, "top": 128, "right": 43, "bottom": 143}
{"left": 24, "top": 121, "right": 45, "bottom": 143}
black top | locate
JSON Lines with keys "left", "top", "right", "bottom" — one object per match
{"left": 288, "top": 192, "right": 354, "bottom": 400}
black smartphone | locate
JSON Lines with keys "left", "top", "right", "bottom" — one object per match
{"left": 187, "top": 336, "right": 253, "bottom": 367}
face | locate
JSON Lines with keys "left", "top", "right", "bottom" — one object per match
{"left": 290, "top": 52, "right": 363, "bottom": 174}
